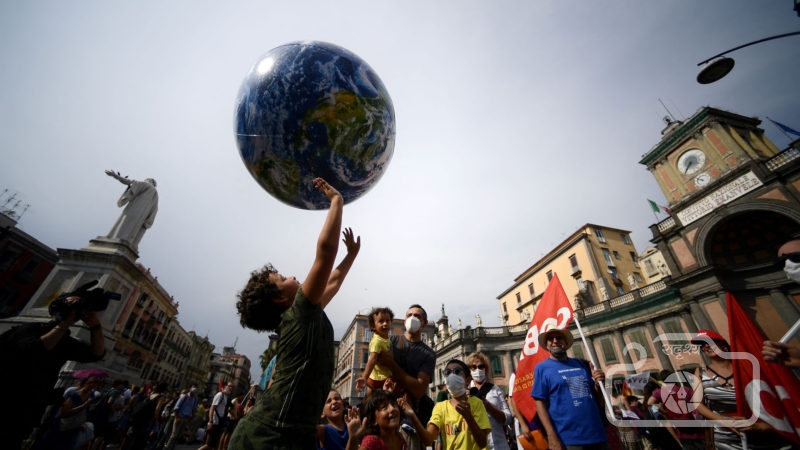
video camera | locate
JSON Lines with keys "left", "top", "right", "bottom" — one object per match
{"left": 48, "top": 280, "right": 121, "bottom": 318}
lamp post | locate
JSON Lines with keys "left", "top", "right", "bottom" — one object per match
{"left": 696, "top": 30, "right": 800, "bottom": 84}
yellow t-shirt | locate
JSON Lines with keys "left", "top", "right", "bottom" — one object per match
{"left": 429, "top": 397, "right": 491, "bottom": 450}
{"left": 368, "top": 334, "right": 392, "bottom": 381}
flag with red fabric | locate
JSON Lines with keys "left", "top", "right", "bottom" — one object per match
{"left": 219, "top": 379, "right": 224, "bottom": 392}
{"left": 512, "top": 273, "right": 575, "bottom": 422}
{"left": 621, "top": 380, "right": 633, "bottom": 398}
{"left": 726, "top": 292, "right": 800, "bottom": 445}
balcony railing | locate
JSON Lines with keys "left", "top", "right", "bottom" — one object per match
{"left": 578, "top": 280, "right": 668, "bottom": 318}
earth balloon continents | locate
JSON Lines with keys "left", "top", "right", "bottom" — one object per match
{"left": 234, "top": 41, "right": 396, "bottom": 209}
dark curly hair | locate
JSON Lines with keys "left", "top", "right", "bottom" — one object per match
{"left": 359, "top": 389, "right": 399, "bottom": 436}
{"left": 236, "top": 264, "right": 285, "bottom": 332}
{"left": 367, "top": 307, "right": 394, "bottom": 331}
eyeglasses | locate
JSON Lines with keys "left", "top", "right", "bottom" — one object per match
{"left": 547, "top": 335, "right": 566, "bottom": 342}
{"left": 470, "top": 364, "right": 486, "bottom": 370}
{"left": 444, "top": 367, "right": 464, "bottom": 376}
{"left": 776, "top": 252, "right": 800, "bottom": 266}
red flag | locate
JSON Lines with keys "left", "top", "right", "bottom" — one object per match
{"left": 726, "top": 293, "right": 800, "bottom": 445}
{"left": 512, "top": 274, "right": 574, "bottom": 422}
{"left": 219, "top": 379, "right": 224, "bottom": 392}
{"left": 621, "top": 380, "right": 633, "bottom": 398}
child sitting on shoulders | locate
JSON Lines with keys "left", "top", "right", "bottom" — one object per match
{"left": 356, "top": 307, "right": 394, "bottom": 396}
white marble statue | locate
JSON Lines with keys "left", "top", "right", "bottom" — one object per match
{"left": 105, "top": 170, "right": 158, "bottom": 249}
{"left": 475, "top": 314, "right": 482, "bottom": 327}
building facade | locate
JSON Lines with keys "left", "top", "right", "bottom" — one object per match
{"left": 186, "top": 331, "right": 215, "bottom": 390}
{"left": 0, "top": 212, "right": 58, "bottom": 318}
{"left": 638, "top": 106, "right": 800, "bottom": 353}
{"left": 497, "top": 224, "right": 644, "bottom": 327}
{"left": 206, "top": 346, "right": 252, "bottom": 397}
{"left": 490, "top": 107, "right": 800, "bottom": 386}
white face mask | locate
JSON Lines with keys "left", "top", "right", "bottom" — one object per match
{"left": 470, "top": 368, "right": 486, "bottom": 383}
{"left": 445, "top": 372, "right": 466, "bottom": 398}
{"left": 405, "top": 316, "right": 421, "bottom": 333}
{"left": 785, "top": 260, "right": 800, "bottom": 284}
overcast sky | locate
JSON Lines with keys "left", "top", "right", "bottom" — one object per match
{"left": 2, "top": 2, "right": 799, "bottom": 381}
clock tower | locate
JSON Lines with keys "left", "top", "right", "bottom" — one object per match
{"left": 641, "top": 107, "right": 782, "bottom": 205}
{"left": 639, "top": 106, "right": 800, "bottom": 343}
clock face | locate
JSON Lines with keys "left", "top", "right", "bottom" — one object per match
{"left": 694, "top": 172, "right": 711, "bottom": 187}
{"left": 677, "top": 148, "right": 706, "bottom": 175}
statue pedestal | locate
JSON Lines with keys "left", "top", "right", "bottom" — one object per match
{"left": 84, "top": 236, "right": 139, "bottom": 262}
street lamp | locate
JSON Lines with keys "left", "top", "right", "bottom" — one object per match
{"left": 696, "top": 30, "right": 800, "bottom": 84}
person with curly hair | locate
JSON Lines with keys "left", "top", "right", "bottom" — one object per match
{"left": 229, "top": 177, "right": 361, "bottom": 449}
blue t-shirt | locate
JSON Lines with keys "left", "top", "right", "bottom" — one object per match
{"left": 316, "top": 423, "right": 349, "bottom": 450}
{"left": 531, "top": 358, "right": 607, "bottom": 446}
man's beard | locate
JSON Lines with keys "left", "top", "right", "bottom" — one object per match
{"left": 549, "top": 348, "right": 567, "bottom": 358}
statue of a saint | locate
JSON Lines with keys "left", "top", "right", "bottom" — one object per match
{"left": 105, "top": 170, "right": 158, "bottom": 249}
{"left": 475, "top": 314, "right": 482, "bottom": 327}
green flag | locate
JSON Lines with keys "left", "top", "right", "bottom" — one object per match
{"left": 648, "top": 199, "right": 660, "bottom": 213}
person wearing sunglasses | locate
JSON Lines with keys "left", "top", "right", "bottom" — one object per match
{"left": 762, "top": 239, "right": 800, "bottom": 368}
{"left": 531, "top": 325, "right": 609, "bottom": 450}
{"left": 419, "top": 359, "right": 491, "bottom": 449}
{"left": 466, "top": 352, "right": 512, "bottom": 450}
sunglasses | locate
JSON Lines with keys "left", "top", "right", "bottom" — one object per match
{"left": 444, "top": 367, "right": 465, "bottom": 376}
{"left": 776, "top": 252, "right": 800, "bottom": 266}
{"left": 470, "top": 364, "right": 486, "bottom": 370}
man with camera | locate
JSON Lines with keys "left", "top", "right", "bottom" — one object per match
{"left": 0, "top": 281, "right": 109, "bottom": 449}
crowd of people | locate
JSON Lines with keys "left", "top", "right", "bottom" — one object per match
{"left": 19, "top": 376, "right": 257, "bottom": 450}
{"left": 6, "top": 178, "right": 800, "bottom": 450}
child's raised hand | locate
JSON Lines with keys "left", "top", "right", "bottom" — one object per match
{"left": 342, "top": 228, "right": 361, "bottom": 255}
{"left": 355, "top": 378, "right": 366, "bottom": 393}
{"left": 397, "top": 395, "right": 415, "bottom": 417}
{"left": 346, "top": 406, "right": 365, "bottom": 439}
{"left": 313, "top": 177, "right": 341, "bottom": 201}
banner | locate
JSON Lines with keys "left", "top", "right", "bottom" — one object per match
{"left": 726, "top": 293, "right": 800, "bottom": 445}
{"left": 625, "top": 371, "right": 651, "bottom": 391}
{"left": 512, "top": 273, "right": 574, "bottom": 421}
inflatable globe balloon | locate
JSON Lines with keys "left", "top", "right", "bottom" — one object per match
{"left": 234, "top": 41, "right": 396, "bottom": 209}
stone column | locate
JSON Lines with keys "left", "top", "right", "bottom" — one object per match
{"left": 613, "top": 330, "right": 635, "bottom": 374}
{"left": 688, "top": 300, "right": 713, "bottom": 331}
{"left": 769, "top": 288, "right": 800, "bottom": 327}
{"left": 646, "top": 320, "right": 675, "bottom": 372}
{"left": 681, "top": 309, "right": 699, "bottom": 336}
{"left": 581, "top": 334, "right": 601, "bottom": 370}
